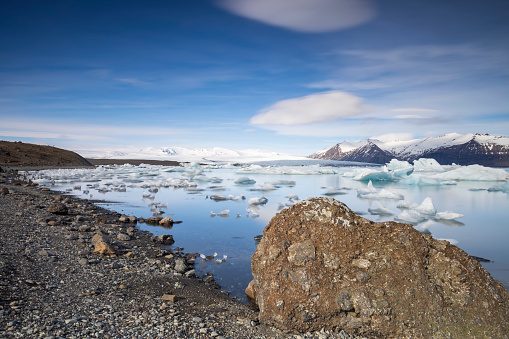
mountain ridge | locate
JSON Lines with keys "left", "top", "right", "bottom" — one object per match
{"left": 309, "top": 133, "right": 509, "bottom": 167}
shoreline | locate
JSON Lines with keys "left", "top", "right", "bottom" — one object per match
{"left": 0, "top": 175, "right": 292, "bottom": 338}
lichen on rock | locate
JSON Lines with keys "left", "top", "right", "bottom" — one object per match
{"left": 249, "top": 197, "right": 509, "bottom": 338}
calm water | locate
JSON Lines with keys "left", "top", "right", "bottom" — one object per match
{"left": 28, "top": 161, "right": 509, "bottom": 303}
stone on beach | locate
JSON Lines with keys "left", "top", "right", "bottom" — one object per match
{"left": 249, "top": 197, "right": 509, "bottom": 337}
{"left": 94, "top": 241, "right": 119, "bottom": 256}
{"left": 47, "top": 203, "right": 68, "bottom": 215}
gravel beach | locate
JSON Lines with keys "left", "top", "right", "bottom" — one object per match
{"left": 0, "top": 169, "right": 359, "bottom": 339}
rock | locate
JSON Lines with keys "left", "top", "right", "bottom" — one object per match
{"left": 117, "top": 233, "right": 130, "bottom": 241}
{"left": 47, "top": 203, "right": 68, "bottom": 215}
{"left": 250, "top": 197, "right": 509, "bottom": 337}
{"left": 91, "top": 233, "right": 108, "bottom": 245}
{"left": 0, "top": 187, "right": 9, "bottom": 195}
{"left": 94, "top": 241, "right": 118, "bottom": 256}
{"left": 174, "top": 259, "right": 187, "bottom": 273}
{"left": 157, "top": 234, "right": 174, "bottom": 245}
{"left": 245, "top": 280, "right": 258, "bottom": 310}
{"left": 159, "top": 216, "right": 173, "bottom": 225}
{"left": 162, "top": 294, "right": 176, "bottom": 302}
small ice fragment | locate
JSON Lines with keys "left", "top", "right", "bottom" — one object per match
{"left": 217, "top": 209, "right": 230, "bottom": 217}
{"left": 248, "top": 196, "right": 268, "bottom": 205}
{"left": 210, "top": 193, "right": 229, "bottom": 201}
{"left": 414, "top": 197, "right": 436, "bottom": 216}
{"left": 235, "top": 177, "right": 256, "bottom": 185}
{"left": 435, "top": 211, "right": 464, "bottom": 220}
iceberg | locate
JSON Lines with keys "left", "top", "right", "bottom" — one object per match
{"left": 429, "top": 164, "right": 508, "bottom": 181}
{"left": 414, "top": 197, "right": 437, "bottom": 216}
{"left": 434, "top": 211, "right": 464, "bottom": 220}
{"left": 413, "top": 158, "right": 445, "bottom": 172}
{"left": 234, "top": 177, "right": 256, "bottom": 185}
{"left": 395, "top": 210, "right": 428, "bottom": 224}
{"left": 488, "top": 181, "right": 509, "bottom": 193}
{"left": 385, "top": 159, "right": 414, "bottom": 177}
{"left": 248, "top": 196, "right": 268, "bottom": 205}
{"left": 250, "top": 183, "right": 278, "bottom": 191}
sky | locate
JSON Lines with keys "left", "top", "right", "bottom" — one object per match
{"left": 1, "top": 0, "right": 508, "bottom": 156}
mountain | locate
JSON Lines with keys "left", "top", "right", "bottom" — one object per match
{"left": 309, "top": 133, "right": 509, "bottom": 167}
{"left": 79, "top": 146, "right": 307, "bottom": 163}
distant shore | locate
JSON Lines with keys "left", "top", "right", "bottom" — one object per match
{"left": 87, "top": 159, "right": 182, "bottom": 167}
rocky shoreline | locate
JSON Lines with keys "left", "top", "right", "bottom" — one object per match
{"left": 0, "top": 170, "right": 360, "bottom": 339}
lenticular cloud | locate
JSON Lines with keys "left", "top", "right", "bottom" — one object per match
{"left": 216, "top": 0, "right": 376, "bottom": 33}
{"left": 250, "top": 91, "right": 368, "bottom": 125}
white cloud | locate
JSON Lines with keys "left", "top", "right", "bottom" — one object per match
{"left": 216, "top": 0, "right": 376, "bottom": 33}
{"left": 250, "top": 91, "right": 369, "bottom": 125}
{"left": 0, "top": 118, "right": 186, "bottom": 141}
{"left": 394, "top": 115, "right": 425, "bottom": 119}
{"left": 391, "top": 108, "right": 439, "bottom": 113}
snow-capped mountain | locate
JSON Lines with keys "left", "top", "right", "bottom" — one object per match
{"left": 78, "top": 146, "right": 307, "bottom": 163}
{"left": 310, "top": 133, "right": 509, "bottom": 167}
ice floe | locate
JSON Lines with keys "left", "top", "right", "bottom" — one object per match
{"left": 357, "top": 181, "right": 404, "bottom": 200}
{"left": 394, "top": 196, "right": 463, "bottom": 225}
{"left": 248, "top": 196, "right": 268, "bottom": 205}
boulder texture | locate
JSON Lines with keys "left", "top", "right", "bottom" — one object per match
{"left": 250, "top": 198, "right": 509, "bottom": 338}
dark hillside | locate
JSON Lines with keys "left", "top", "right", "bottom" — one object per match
{"left": 0, "top": 140, "right": 92, "bottom": 169}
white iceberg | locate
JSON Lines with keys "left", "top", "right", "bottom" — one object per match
{"left": 413, "top": 158, "right": 445, "bottom": 172}
{"left": 414, "top": 197, "right": 437, "bottom": 216}
{"left": 394, "top": 210, "right": 428, "bottom": 224}
{"left": 250, "top": 183, "right": 278, "bottom": 191}
{"left": 434, "top": 211, "right": 464, "bottom": 220}
{"left": 210, "top": 193, "right": 229, "bottom": 201}
{"left": 248, "top": 196, "right": 268, "bottom": 205}
{"left": 488, "top": 181, "right": 509, "bottom": 193}
{"left": 234, "top": 177, "right": 256, "bottom": 185}
{"left": 385, "top": 159, "right": 414, "bottom": 177}
{"left": 430, "top": 164, "right": 508, "bottom": 181}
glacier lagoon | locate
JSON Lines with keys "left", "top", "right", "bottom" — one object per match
{"left": 27, "top": 160, "right": 509, "bottom": 303}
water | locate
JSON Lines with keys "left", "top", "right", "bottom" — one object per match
{"left": 27, "top": 161, "right": 509, "bottom": 303}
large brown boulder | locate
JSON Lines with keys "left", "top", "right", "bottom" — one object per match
{"left": 250, "top": 197, "right": 509, "bottom": 338}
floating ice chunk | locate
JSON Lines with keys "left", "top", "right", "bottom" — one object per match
{"left": 394, "top": 210, "right": 428, "bottom": 224}
{"left": 414, "top": 197, "right": 436, "bottom": 216}
{"left": 272, "top": 180, "right": 296, "bottom": 186}
{"left": 248, "top": 196, "right": 268, "bottom": 205}
{"left": 385, "top": 159, "right": 414, "bottom": 177}
{"left": 487, "top": 181, "right": 509, "bottom": 193}
{"left": 354, "top": 171, "right": 399, "bottom": 182}
{"left": 413, "top": 158, "right": 445, "bottom": 172}
{"left": 359, "top": 188, "right": 404, "bottom": 200}
{"left": 368, "top": 202, "right": 393, "bottom": 216}
{"left": 210, "top": 193, "right": 229, "bottom": 201}
{"left": 235, "top": 176, "right": 256, "bottom": 185}
{"left": 430, "top": 164, "right": 508, "bottom": 181}
{"left": 250, "top": 183, "right": 278, "bottom": 191}
{"left": 434, "top": 211, "right": 464, "bottom": 220}
{"left": 357, "top": 181, "right": 377, "bottom": 196}
{"left": 400, "top": 175, "right": 457, "bottom": 186}
{"left": 217, "top": 209, "right": 230, "bottom": 216}
{"left": 246, "top": 207, "right": 260, "bottom": 217}
{"left": 396, "top": 200, "right": 419, "bottom": 209}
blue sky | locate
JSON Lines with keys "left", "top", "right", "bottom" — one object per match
{"left": 1, "top": 0, "right": 508, "bottom": 156}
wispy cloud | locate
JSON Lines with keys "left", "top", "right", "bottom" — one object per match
{"left": 216, "top": 0, "right": 376, "bottom": 33}
{"left": 309, "top": 44, "right": 509, "bottom": 92}
{"left": 250, "top": 91, "right": 369, "bottom": 125}
{"left": 0, "top": 119, "right": 187, "bottom": 141}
